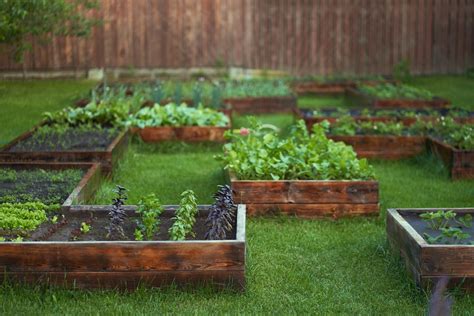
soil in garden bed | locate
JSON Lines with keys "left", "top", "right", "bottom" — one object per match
{"left": 25, "top": 209, "right": 236, "bottom": 242}
{"left": 0, "top": 168, "right": 85, "bottom": 205}
{"left": 9, "top": 128, "right": 119, "bottom": 152}
{"left": 401, "top": 211, "right": 474, "bottom": 244}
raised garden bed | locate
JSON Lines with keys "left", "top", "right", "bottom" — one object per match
{"left": 346, "top": 87, "right": 450, "bottom": 109}
{"left": 328, "top": 135, "right": 426, "bottom": 159}
{"left": 0, "top": 125, "right": 129, "bottom": 174}
{"left": 0, "top": 162, "right": 102, "bottom": 209}
{"left": 298, "top": 108, "right": 474, "bottom": 128}
{"left": 0, "top": 204, "right": 246, "bottom": 290}
{"left": 138, "top": 124, "right": 230, "bottom": 142}
{"left": 427, "top": 137, "right": 474, "bottom": 180}
{"left": 228, "top": 172, "right": 379, "bottom": 219}
{"left": 222, "top": 96, "right": 297, "bottom": 114}
{"left": 387, "top": 208, "right": 474, "bottom": 291}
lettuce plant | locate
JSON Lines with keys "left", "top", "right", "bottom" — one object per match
{"left": 217, "top": 119, "right": 375, "bottom": 181}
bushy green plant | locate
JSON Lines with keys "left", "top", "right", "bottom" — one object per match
{"left": 329, "top": 116, "right": 405, "bottom": 136}
{"left": 432, "top": 117, "right": 474, "bottom": 150}
{"left": 359, "top": 83, "right": 434, "bottom": 100}
{"left": 127, "top": 103, "right": 229, "bottom": 128}
{"left": 43, "top": 100, "right": 130, "bottom": 128}
{"left": 0, "top": 202, "right": 48, "bottom": 232}
{"left": 217, "top": 119, "right": 375, "bottom": 181}
{"left": 169, "top": 190, "right": 198, "bottom": 241}
{"left": 420, "top": 210, "right": 473, "bottom": 245}
{"left": 135, "top": 193, "right": 163, "bottom": 240}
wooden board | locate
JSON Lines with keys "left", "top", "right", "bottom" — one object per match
{"left": 427, "top": 137, "right": 474, "bottom": 180}
{"left": 137, "top": 126, "right": 229, "bottom": 142}
{"left": 0, "top": 204, "right": 246, "bottom": 290}
{"left": 346, "top": 87, "right": 450, "bottom": 109}
{"left": 0, "top": 125, "right": 129, "bottom": 174}
{"left": 329, "top": 135, "right": 426, "bottom": 159}
{"left": 387, "top": 208, "right": 474, "bottom": 291}
{"left": 0, "top": 162, "right": 103, "bottom": 210}
{"left": 229, "top": 173, "right": 379, "bottom": 219}
{"left": 222, "top": 96, "right": 297, "bottom": 114}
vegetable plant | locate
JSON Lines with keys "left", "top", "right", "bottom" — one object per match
{"left": 0, "top": 202, "right": 48, "bottom": 232}
{"left": 80, "top": 222, "right": 91, "bottom": 234}
{"left": 420, "top": 210, "right": 473, "bottom": 245}
{"left": 359, "top": 83, "right": 434, "bottom": 100}
{"left": 107, "top": 185, "right": 128, "bottom": 239}
{"left": 134, "top": 193, "right": 163, "bottom": 240}
{"left": 217, "top": 119, "right": 375, "bottom": 181}
{"left": 127, "top": 103, "right": 229, "bottom": 128}
{"left": 169, "top": 190, "right": 198, "bottom": 241}
{"left": 205, "top": 185, "right": 237, "bottom": 240}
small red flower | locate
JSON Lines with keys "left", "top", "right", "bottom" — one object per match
{"left": 239, "top": 128, "right": 250, "bottom": 136}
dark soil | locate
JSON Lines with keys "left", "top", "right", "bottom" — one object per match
{"left": 26, "top": 208, "right": 237, "bottom": 242}
{"left": 0, "top": 168, "right": 84, "bottom": 205}
{"left": 402, "top": 211, "right": 474, "bottom": 245}
{"left": 9, "top": 128, "right": 119, "bottom": 152}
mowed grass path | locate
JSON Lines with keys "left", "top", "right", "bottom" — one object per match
{"left": 0, "top": 77, "right": 473, "bottom": 314}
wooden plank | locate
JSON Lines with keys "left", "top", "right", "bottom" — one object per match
{"left": 231, "top": 178, "right": 379, "bottom": 204}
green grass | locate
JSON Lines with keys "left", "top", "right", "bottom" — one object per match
{"left": 0, "top": 80, "right": 95, "bottom": 146}
{"left": 0, "top": 76, "right": 473, "bottom": 315}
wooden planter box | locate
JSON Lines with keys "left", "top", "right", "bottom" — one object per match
{"left": 228, "top": 172, "right": 379, "bottom": 219}
{"left": 0, "top": 162, "right": 103, "bottom": 210}
{"left": 346, "top": 87, "right": 450, "bottom": 109}
{"left": 329, "top": 135, "right": 426, "bottom": 160}
{"left": 223, "top": 96, "right": 297, "bottom": 114}
{"left": 0, "top": 125, "right": 129, "bottom": 174}
{"left": 427, "top": 137, "right": 474, "bottom": 180}
{"left": 137, "top": 124, "right": 230, "bottom": 143}
{"left": 292, "top": 82, "right": 354, "bottom": 95}
{"left": 387, "top": 208, "right": 474, "bottom": 291}
{"left": 0, "top": 204, "right": 246, "bottom": 290}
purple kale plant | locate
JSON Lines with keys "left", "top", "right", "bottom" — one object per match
{"left": 107, "top": 185, "right": 128, "bottom": 239}
{"left": 205, "top": 185, "right": 237, "bottom": 240}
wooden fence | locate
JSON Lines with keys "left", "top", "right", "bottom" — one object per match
{"left": 0, "top": 0, "right": 473, "bottom": 75}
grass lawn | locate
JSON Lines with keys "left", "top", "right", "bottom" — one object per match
{"left": 0, "top": 77, "right": 473, "bottom": 315}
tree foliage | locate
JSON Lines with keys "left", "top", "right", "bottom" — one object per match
{"left": 0, "top": 0, "right": 100, "bottom": 62}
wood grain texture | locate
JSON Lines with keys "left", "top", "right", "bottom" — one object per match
{"left": 427, "top": 136, "right": 474, "bottom": 180}
{"left": 0, "top": 205, "right": 246, "bottom": 290}
{"left": 387, "top": 208, "right": 474, "bottom": 291}
{"left": 329, "top": 135, "right": 426, "bottom": 159}
{"left": 138, "top": 125, "right": 229, "bottom": 142}
{"left": 230, "top": 173, "right": 379, "bottom": 218}
{"left": 2, "top": 0, "right": 472, "bottom": 75}
{"left": 222, "top": 96, "right": 297, "bottom": 114}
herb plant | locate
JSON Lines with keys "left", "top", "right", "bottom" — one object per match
{"left": 217, "top": 119, "right": 375, "bottom": 181}
{"left": 107, "top": 185, "right": 128, "bottom": 239}
{"left": 205, "top": 185, "right": 237, "bottom": 240}
{"left": 134, "top": 193, "right": 163, "bottom": 240}
{"left": 169, "top": 190, "right": 198, "bottom": 241}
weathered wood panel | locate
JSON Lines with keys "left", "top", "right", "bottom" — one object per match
{"left": 0, "top": 0, "right": 473, "bottom": 75}
{"left": 222, "top": 96, "right": 297, "bottom": 114}
{"left": 427, "top": 136, "right": 474, "bottom": 180}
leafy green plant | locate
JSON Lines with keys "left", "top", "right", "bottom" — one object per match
{"left": 420, "top": 210, "right": 473, "bottom": 245}
{"left": 217, "top": 119, "right": 375, "bottom": 181}
{"left": 0, "top": 0, "right": 100, "bottom": 63}
{"left": 205, "top": 185, "right": 237, "bottom": 240}
{"left": 222, "top": 79, "right": 292, "bottom": 98}
{"left": 127, "top": 103, "right": 229, "bottom": 128}
{"left": 135, "top": 193, "right": 163, "bottom": 240}
{"left": 169, "top": 190, "right": 198, "bottom": 241}
{"left": 0, "top": 202, "right": 48, "bottom": 232}
{"left": 359, "top": 83, "right": 434, "bottom": 100}
{"left": 80, "top": 222, "right": 91, "bottom": 234}
{"left": 431, "top": 117, "right": 474, "bottom": 150}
